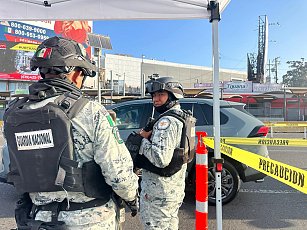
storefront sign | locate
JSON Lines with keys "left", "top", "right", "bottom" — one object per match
{"left": 253, "top": 83, "right": 282, "bottom": 93}
{"left": 223, "top": 81, "right": 252, "bottom": 93}
{"left": 194, "top": 82, "right": 223, "bottom": 90}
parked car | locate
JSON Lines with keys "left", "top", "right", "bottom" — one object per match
{"left": 0, "top": 142, "right": 10, "bottom": 184}
{"left": 106, "top": 98, "right": 269, "bottom": 205}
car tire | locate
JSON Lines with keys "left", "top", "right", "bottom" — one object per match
{"left": 207, "top": 159, "right": 241, "bottom": 205}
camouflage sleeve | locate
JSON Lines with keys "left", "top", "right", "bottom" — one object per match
{"left": 91, "top": 102, "right": 139, "bottom": 201}
{"left": 0, "top": 146, "right": 3, "bottom": 175}
{"left": 139, "top": 116, "right": 183, "bottom": 168}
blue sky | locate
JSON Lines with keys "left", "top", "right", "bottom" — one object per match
{"left": 93, "top": 0, "right": 307, "bottom": 83}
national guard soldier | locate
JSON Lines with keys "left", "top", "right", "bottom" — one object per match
{"left": 126, "top": 76, "right": 196, "bottom": 229}
{"left": 3, "top": 36, "right": 139, "bottom": 230}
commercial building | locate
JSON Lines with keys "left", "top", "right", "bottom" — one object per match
{"left": 85, "top": 53, "right": 247, "bottom": 96}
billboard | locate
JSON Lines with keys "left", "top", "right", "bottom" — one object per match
{"left": 0, "top": 20, "right": 93, "bottom": 81}
{"left": 253, "top": 83, "right": 281, "bottom": 93}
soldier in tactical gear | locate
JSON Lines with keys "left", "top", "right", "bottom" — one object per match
{"left": 3, "top": 36, "right": 139, "bottom": 230}
{"left": 132, "top": 75, "right": 190, "bottom": 229}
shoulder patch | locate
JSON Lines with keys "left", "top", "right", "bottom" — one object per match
{"left": 112, "top": 126, "right": 124, "bottom": 144}
{"left": 157, "top": 118, "right": 171, "bottom": 130}
{"left": 106, "top": 115, "right": 115, "bottom": 127}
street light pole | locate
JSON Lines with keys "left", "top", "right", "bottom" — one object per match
{"left": 123, "top": 72, "right": 126, "bottom": 96}
{"left": 88, "top": 33, "right": 112, "bottom": 104}
{"left": 283, "top": 83, "right": 287, "bottom": 121}
{"left": 283, "top": 75, "right": 287, "bottom": 121}
{"left": 141, "top": 55, "right": 145, "bottom": 97}
{"left": 110, "top": 70, "right": 113, "bottom": 104}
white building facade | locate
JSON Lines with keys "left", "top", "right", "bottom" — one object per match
{"left": 85, "top": 53, "right": 247, "bottom": 95}
{"left": 86, "top": 54, "right": 247, "bottom": 94}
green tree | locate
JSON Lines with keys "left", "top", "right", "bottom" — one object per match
{"left": 282, "top": 58, "right": 307, "bottom": 86}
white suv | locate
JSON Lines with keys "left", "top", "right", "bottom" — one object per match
{"left": 107, "top": 98, "right": 269, "bottom": 205}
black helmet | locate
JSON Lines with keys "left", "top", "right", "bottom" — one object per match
{"left": 145, "top": 76, "right": 184, "bottom": 99}
{"left": 30, "top": 36, "right": 96, "bottom": 77}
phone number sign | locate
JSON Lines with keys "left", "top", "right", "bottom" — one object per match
{"left": 0, "top": 21, "right": 55, "bottom": 44}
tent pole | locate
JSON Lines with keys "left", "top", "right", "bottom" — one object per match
{"left": 209, "top": 1, "right": 223, "bottom": 230}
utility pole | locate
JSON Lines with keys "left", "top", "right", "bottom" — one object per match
{"left": 274, "top": 57, "right": 280, "bottom": 83}
{"left": 269, "top": 57, "right": 280, "bottom": 83}
{"left": 267, "top": 59, "right": 272, "bottom": 83}
{"left": 267, "top": 57, "right": 280, "bottom": 83}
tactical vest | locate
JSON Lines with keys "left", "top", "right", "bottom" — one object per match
{"left": 134, "top": 109, "right": 196, "bottom": 177}
{"left": 3, "top": 93, "right": 112, "bottom": 201}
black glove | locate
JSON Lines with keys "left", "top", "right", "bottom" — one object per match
{"left": 124, "top": 197, "right": 139, "bottom": 217}
{"left": 125, "top": 132, "right": 143, "bottom": 163}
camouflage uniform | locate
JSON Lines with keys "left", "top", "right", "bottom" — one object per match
{"left": 26, "top": 96, "right": 139, "bottom": 229}
{"left": 0, "top": 142, "right": 9, "bottom": 180}
{"left": 139, "top": 104, "right": 186, "bottom": 230}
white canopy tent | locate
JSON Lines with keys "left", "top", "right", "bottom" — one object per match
{"left": 0, "top": 0, "right": 229, "bottom": 20}
{"left": 0, "top": 1, "right": 230, "bottom": 229}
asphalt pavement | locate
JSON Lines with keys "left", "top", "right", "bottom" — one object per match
{"left": 0, "top": 132, "right": 306, "bottom": 229}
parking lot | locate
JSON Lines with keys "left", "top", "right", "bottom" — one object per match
{"left": 1, "top": 132, "right": 306, "bottom": 230}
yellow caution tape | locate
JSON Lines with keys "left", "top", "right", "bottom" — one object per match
{"left": 11, "top": 43, "right": 39, "bottom": 52}
{"left": 207, "top": 137, "right": 307, "bottom": 147}
{"left": 203, "top": 138, "right": 307, "bottom": 194}
{"left": 264, "top": 122, "right": 307, "bottom": 127}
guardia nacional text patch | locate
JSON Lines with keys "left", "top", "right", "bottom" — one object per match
{"left": 15, "top": 129, "right": 54, "bottom": 151}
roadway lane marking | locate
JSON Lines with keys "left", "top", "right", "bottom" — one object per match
{"left": 240, "top": 188, "right": 301, "bottom": 194}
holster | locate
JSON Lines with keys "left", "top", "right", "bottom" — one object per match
{"left": 15, "top": 193, "right": 33, "bottom": 229}
{"left": 112, "top": 193, "right": 126, "bottom": 225}
{"left": 125, "top": 132, "right": 143, "bottom": 163}
{"left": 82, "top": 161, "right": 113, "bottom": 201}
{"left": 17, "top": 220, "right": 66, "bottom": 230}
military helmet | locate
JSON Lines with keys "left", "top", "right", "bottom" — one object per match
{"left": 30, "top": 36, "right": 96, "bottom": 77}
{"left": 145, "top": 75, "right": 184, "bottom": 99}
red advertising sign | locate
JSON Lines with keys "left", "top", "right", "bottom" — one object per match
{"left": 0, "top": 72, "right": 41, "bottom": 81}
{"left": 0, "top": 20, "right": 93, "bottom": 81}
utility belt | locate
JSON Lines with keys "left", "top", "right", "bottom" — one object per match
{"left": 15, "top": 194, "right": 110, "bottom": 230}
{"left": 33, "top": 198, "right": 109, "bottom": 213}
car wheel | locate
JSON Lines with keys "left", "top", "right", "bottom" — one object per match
{"left": 207, "top": 159, "right": 241, "bottom": 205}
